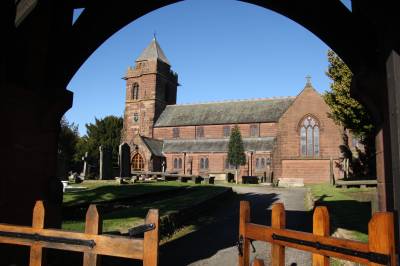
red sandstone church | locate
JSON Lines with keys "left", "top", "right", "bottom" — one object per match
{"left": 121, "top": 38, "right": 345, "bottom": 183}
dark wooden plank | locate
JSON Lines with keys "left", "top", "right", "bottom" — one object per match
{"left": 271, "top": 203, "right": 285, "bottom": 266}
{"left": 312, "top": 207, "right": 329, "bottom": 266}
{"left": 83, "top": 205, "right": 102, "bottom": 266}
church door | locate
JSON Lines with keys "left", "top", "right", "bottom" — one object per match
{"left": 132, "top": 153, "right": 144, "bottom": 171}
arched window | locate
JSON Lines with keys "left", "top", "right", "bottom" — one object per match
{"left": 132, "top": 83, "right": 139, "bottom": 100}
{"left": 300, "top": 116, "right": 319, "bottom": 156}
{"left": 178, "top": 158, "right": 182, "bottom": 169}
{"left": 132, "top": 153, "right": 144, "bottom": 171}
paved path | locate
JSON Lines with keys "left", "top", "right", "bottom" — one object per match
{"left": 160, "top": 186, "right": 312, "bottom": 266}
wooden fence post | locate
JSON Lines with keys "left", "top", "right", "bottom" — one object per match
{"left": 312, "top": 206, "right": 330, "bottom": 266}
{"left": 271, "top": 203, "right": 285, "bottom": 266}
{"left": 239, "top": 201, "right": 251, "bottom": 266}
{"left": 143, "top": 209, "right": 159, "bottom": 266}
{"left": 29, "top": 201, "right": 45, "bottom": 266}
{"left": 368, "top": 212, "right": 395, "bottom": 266}
{"left": 83, "top": 205, "right": 102, "bottom": 266}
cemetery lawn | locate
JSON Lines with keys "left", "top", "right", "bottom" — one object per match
{"left": 308, "top": 183, "right": 377, "bottom": 242}
{"left": 62, "top": 184, "right": 230, "bottom": 235}
{"left": 63, "top": 180, "right": 192, "bottom": 207}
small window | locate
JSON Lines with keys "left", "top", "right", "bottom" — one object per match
{"left": 250, "top": 124, "right": 259, "bottom": 137}
{"left": 196, "top": 126, "right": 204, "bottom": 138}
{"left": 173, "top": 128, "right": 180, "bottom": 138}
{"left": 256, "top": 157, "right": 268, "bottom": 170}
{"left": 200, "top": 157, "right": 209, "bottom": 170}
{"left": 223, "top": 126, "right": 231, "bottom": 137}
{"left": 174, "top": 158, "right": 182, "bottom": 169}
{"left": 132, "top": 83, "right": 139, "bottom": 100}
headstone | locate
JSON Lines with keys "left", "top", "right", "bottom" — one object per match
{"left": 99, "top": 146, "right": 113, "bottom": 179}
{"left": 80, "top": 152, "right": 89, "bottom": 179}
{"left": 161, "top": 161, "right": 166, "bottom": 172}
{"left": 119, "top": 143, "right": 131, "bottom": 178}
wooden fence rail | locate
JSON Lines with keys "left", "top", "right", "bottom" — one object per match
{"left": 238, "top": 201, "right": 396, "bottom": 266}
{"left": 0, "top": 201, "right": 159, "bottom": 266}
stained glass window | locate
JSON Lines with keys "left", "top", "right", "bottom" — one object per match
{"left": 300, "top": 116, "right": 319, "bottom": 156}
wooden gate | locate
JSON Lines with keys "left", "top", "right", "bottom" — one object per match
{"left": 238, "top": 201, "right": 396, "bottom": 266}
{"left": 0, "top": 201, "right": 159, "bottom": 266}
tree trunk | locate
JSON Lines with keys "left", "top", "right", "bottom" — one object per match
{"left": 235, "top": 168, "right": 238, "bottom": 184}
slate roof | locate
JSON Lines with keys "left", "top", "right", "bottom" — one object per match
{"left": 154, "top": 97, "right": 295, "bottom": 127}
{"left": 141, "top": 137, "right": 164, "bottom": 157}
{"left": 136, "top": 37, "right": 170, "bottom": 65}
{"left": 162, "top": 137, "right": 275, "bottom": 153}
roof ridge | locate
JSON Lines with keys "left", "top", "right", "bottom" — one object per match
{"left": 172, "top": 96, "right": 296, "bottom": 106}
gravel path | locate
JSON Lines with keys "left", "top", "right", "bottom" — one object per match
{"left": 160, "top": 185, "right": 312, "bottom": 266}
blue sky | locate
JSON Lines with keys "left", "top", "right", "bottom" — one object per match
{"left": 67, "top": 0, "right": 351, "bottom": 135}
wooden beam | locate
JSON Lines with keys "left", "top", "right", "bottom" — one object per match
{"left": 0, "top": 223, "right": 144, "bottom": 260}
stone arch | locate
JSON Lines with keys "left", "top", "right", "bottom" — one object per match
{"left": 131, "top": 152, "right": 145, "bottom": 171}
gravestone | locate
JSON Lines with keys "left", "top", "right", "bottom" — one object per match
{"left": 80, "top": 152, "right": 89, "bottom": 179}
{"left": 119, "top": 143, "right": 131, "bottom": 178}
{"left": 99, "top": 146, "right": 113, "bottom": 179}
{"left": 161, "top": 161, "right": 166, "bottom": 172}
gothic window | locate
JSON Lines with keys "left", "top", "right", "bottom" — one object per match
{"left": 132, "top": 153, "right": 144, "bottom": 171}
{"left": 196, "top": 126, "right": 204, "bottom": 138}
{"left": 223, "top": 126, "right": 231, "bottom": 137}
{"left": 300, "top": 116, "right": 320, "bottom": 156}
{"left": 173, "top": 127, "right": 180, "bottom": 139}
{"left": 132, "top": 83, "right": 139, "bottom": 100}
{"left": 250, "top": 124, "right": 259, "bottom": 137}
{"left": 200, "top": 157, "right": 209, "bottom": 170}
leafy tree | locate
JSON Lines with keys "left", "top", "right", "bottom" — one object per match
{"left": 58, "top": 116, "right": 80, "bottom": 175}
{"left": 75, "top": 116, "right": 123, "bottom": 174}
{"left": 228, "top": 125, "right": 246, "bottom": 184}
{"left": 323, "top": 50, "right": 375, "bottom": 178}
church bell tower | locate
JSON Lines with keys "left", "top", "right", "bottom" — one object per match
{"left": 122, "top": 37, "right": 178, "bottom": 143}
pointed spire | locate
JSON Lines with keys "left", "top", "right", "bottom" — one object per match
{"left": 136, "top": 36, "right": 170, "bottom": 65}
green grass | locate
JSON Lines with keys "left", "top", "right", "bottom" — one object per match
{"left": 308, "top": 183, "right": 376, "bottom": 242}
{"left": 63, "top": 181, "right": 193, "bottom": 206}
{"left": 62, "top": 185, "right": 228, "bottom": 233}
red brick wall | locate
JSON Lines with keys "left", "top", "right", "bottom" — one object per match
{"left": 273, "top": 86, "right": 343, "bottom": 183}
{"left": 153, "top": 122, "right": 277, "bottom": 140}
{"left": 281, "top": 159, "right": 340, "bottom": 183}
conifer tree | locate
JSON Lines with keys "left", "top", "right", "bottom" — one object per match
{"left": 228, "top": 125, "right": 246, "bottom": 184}
{"left": 323, "top": 50, "right": 375, "bottom": 178}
